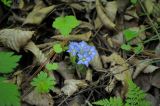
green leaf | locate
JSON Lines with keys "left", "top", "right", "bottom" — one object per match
{"left": 93, "top": 97, "right": 123, "bottom": 106}
{"left": 0, "top": 52, "right": 21, "bottom": 74}
{"left": 121, "top": 44, "right": 132, "bottom": 51}
{"left": 53, "top": 43, "right": 63, "bottom": 53}
{"left": 133, "top": 43, "right": 144, "bottom": 54}
{"left": 0, "top": 77, "right": 20, "bottom": 106}
{"left": 123, "top": 28, "right": 139, "bottom": 41}
{"left": 125, "top": 80, "right": 151, "bottom": 106}
{"left": 1, "top": 0, "right": 12, "bottom": 7}
{"left": 130, "top": 0, "right": 137, "bottom": 4}
{"left": 46, "top": 63, "right": 58, "bottom": 71}
{"left": 31, "top": 71, "right": 56, "bottom": 93}
{"left": 52, "top": 15, "right": 80, "bottom": 36}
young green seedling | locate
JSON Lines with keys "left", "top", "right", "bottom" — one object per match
{"left": 1, "top": 0, "right": 12, "bottom": 7}
{"left": 121, "top": 28, "right": 144, "bottom": 54}
{"left": 130, "top": 0, "right": 137, "bottom": 5}
{"left": 31, "top": 71, "right": 56, "bottom": 93}
{"left": 53, "top": 43, "right": 63, "bottom": 53}
{"left": 52, "top": 15, "right": 80, "bottom": 36}
{"left": 46, "top": 63, "right": 59, "bottom": 71}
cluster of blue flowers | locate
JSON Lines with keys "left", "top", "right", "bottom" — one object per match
{"left": 67, "top": 41, "right": 97, "bottom": 66}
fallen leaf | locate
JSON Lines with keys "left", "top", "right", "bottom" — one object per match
{"left": 105, "top": 78, "right": 117, "bottom": 93}
{"left": 24, "top": 41, "right": 47, "bottom": 64}
{"left": 105, "top": 1, "right": 118, "bottom": 21}
{"left": 61, "top": 79, "right": 88, "bottom": 96}
{"left": 90, "top": 52, "right": 103, "bottom": 72}
{"left": 23, "top": 1, "right": 55, "bottom": 25}
{"left": 23, "top": 90, "right": 54, "bottom": 106}
{"left": 144, "top": 0, "right": 154, "bottom": 14}
{"left": 52, "top": 31, "right": 92, "bottom": 41}
{"left": 102, "top": 53, "right": 131, "bottom": 82}
{"left": 96, "top": 0, "right": 116, "bottom": 30}
{"left": 151, "top": 70, "right": 160, "bottom": 88}
{"left": 129, "top": 58, "right": 159, "bottom": 78}
{"left": 0, "top": 29, "right": 34, "bottom": 52}
{"left": 134, "top": 74, "right": 151, "bottom": 92}
{"left": 57, "top": 62, "right": 75, "bottom": 80}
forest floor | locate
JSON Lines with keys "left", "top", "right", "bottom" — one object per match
{"left": 0, "top": 0, "right": 160, "bottom": 106}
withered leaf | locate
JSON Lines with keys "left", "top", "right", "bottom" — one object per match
{"left": 0, "top": 29, "right": 34, "bottom": 52}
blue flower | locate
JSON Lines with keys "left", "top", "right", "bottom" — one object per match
{"left": 67, "top": 41, "right": 97, "bottom": 67}
{"left": 67, "top": 42, "right": 79, "bottom": 56}
{"left": 77, "top": 53, "right": 91, "bottom": 66}
{"left": 87, "top": 46, "right": 97, "bottom": 60}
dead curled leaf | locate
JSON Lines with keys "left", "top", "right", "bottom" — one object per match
{"left": 90, "top": 51, "right": 103, "bottom": 72}
{"left": 23, "top": 1, "right": 55, "bottom": 25}
{"left": 57, "top": 62, "right": 75, "bottom": 80}
{"left": 24, "top": 41, "right": 47, "bottom": 64}
{"left": 129, "top": 58, "right": 159, "bottom": 79}
{"left": 0, "top": 28, "right": 34, "bottom": 52}
{"left": 101, "top": 53, "right": 132, "bottom": 82}
{"left": 61, "top": 79, "right": 88, "bottom": 96}
{"left": 23, "top": 90, "right": 54, "bottom": 106}
{"left": 105, "top": 78, "right": 117, "bottom": 93}
{"left": 52, "top": 31, "right": 92, "bottom": 41}
{"left": 96, "top": 0, "right": 116, "bottom": 30}
{"left": 151, "top": 70, "right": 160, "bottom": 88}
{"left": 105, "top": 1, "right": 118, "bottom": 22}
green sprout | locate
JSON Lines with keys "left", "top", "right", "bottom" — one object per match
{"left": 53, "top": 43, "right": 63, "bottom": 53}
{"left": 52, "top": 15, "right": 80, "bottom": 36}
{"left": 130, "top": 0, "right": 137, "bottom": 5}
{"left": 121, "top": 28, "right": 144, "bottom": 54}
{"left": 1, "top": 0, "right": 12, "bottom": 7}
{"left": 46, "top": 63, "right": 59, "bottom": 71}
{"left": 31, "top": 71, "right": 56, "bottom": 93}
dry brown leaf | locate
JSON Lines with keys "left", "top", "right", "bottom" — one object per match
{"left": 151, "top": 70, "right": 160, "bottom": 88}
{"left": 52, "top": 31, "right": 92, "bottom": 41}
{"left": 146, "top": 93, "right": 158, "bottom": 106}
{"left": 94, "top": 16, "right": 103, "bottom": 29}
{"left": 23, "top": 90, "right": 54, "bottom": 106}
{"left": 105, "top": 78, "right": 116, "bottom": 93}
{"left": 79, "top": 21, "right": 94, "bottom": 30}
{"left": 105, "top": 1, "right": 117, "bottom": 22}
{"left": 125, "top": 6, "right": 139, "bottom": 20}
{"left": 129, "top": 58, "right": 159, "bottom": 78}
{"left": 144, "top": 0, "right": 154, "bottom": 14}
{"left": 61, "top": 79, "right": 88, "bottom": 96}
{"left": 90, "top": 52, "right": 103, "bottom": 72}
{"left": 68, "top": 95, "right": 85, "bottom": 106}
{"left": 57, "top": 62, "right": 75, "bottom": 80}
{"left": 117, "top": 0, "right": 129, "bottom": 13}
{"left": 23, "top": 1, "right": 55, "bottom": 25}
{"left": 0, "top": 29, "right": 34, "bottom": 52}
{"left": 143, "top": 65, "right": 159, "bottom": 73}
{"left": 134, "top": 74, "right": 151, "bottom": 92}
{"left": 96, "top": 0, "right": 116, "bottom": 30}
{"left": 85, "top": 68, "right": 93, "bottom": 82}
{"left": 70, "top": 3, "right": 85, "bottom": 11}
{"left": 24, "top": 41, "right": 47, "bottom": 64}
{"left": 102, "top": 53, "right": 131, "bottom": 83}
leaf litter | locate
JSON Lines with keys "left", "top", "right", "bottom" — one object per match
{"left": 0, "top": 0, "right": 160, "bottom": 105}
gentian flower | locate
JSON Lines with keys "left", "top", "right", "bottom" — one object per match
{"left": 67, "top": 42, "right": 79, "bottom": 56}
{"left": 67, "top": 41, "right": 97, "bottom": 66}
{"left": 77, "top": 53, "right": 91, "bottom": 66}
